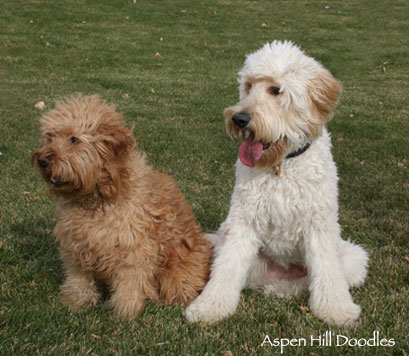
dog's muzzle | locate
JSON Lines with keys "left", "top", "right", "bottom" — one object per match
{"left": 232, "top": 111, "right": 251, "bottom": 129}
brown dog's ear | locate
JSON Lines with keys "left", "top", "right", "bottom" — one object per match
{"left": 97, "top": 161, "right": 131, "bottom": 200}
{"left": 309, "top": 70, "right": 342, "bottom": 123}
{"left": 98, "top": 123, "right": 135, "bottom": 160}
{"left": 95, "top": 117, "right": 135, "bottom": 200}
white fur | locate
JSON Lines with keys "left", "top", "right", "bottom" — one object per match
{"left": 186, "top": 41, "right": 368, "bottom": 327}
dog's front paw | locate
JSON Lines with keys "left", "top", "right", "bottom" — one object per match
{"left": 59, "top": 287, "right": 99, "bottom": 310}
{"left": 59, "top": 278, "right": 100, "bottom": 311}
{"left": 107, "top": 291, "right": 145, "bottom": 320}
{"left": 185, "top": 292, "right": 239, "bottom": 324}
{"left": 311, "top": 296, "right": 361, "bottom": 327}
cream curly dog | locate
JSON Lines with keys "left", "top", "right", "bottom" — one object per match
{"left": 32, "top": 95, "right": 212, "bottom": 319}
{"left": 186, "top": 41, "right": 368, "bottom": 326}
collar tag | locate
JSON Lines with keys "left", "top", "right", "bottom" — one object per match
{"left": 275, "top": 164, "right": 281, "bottom": 176}
{"left": 273, "top": 142, "right": 311, "bottom": 176}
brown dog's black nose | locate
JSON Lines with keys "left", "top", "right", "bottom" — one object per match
{"left": 38, "top": 157, "right": 50, "bottom": 169}
{"left": 232, "top": 112, "right": 251, "bottom": 129}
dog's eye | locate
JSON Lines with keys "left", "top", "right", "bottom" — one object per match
{"left": 44, "top": 134, "right": 53, "bottom": 143}
{"left": 268, "top": 86, "right": 281, "bottom": 96}
{"left": 244, "top": 82, "right": 252, "bottom": 94}
{"left": 70, "top": 136, "right": 79, "bottom": 144}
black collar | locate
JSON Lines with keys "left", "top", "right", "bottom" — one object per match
{"left": 285, "top": 142, "right": 311, "bottom": 159}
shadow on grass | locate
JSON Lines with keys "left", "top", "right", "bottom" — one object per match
{"left": 7, "top": 218, "right": 62, "bottom": 286}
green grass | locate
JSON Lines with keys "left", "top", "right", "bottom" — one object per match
{"left": 1, "top": 0, "right": 408, "bottom": 355}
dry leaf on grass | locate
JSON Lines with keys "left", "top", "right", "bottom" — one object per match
{"left": 299, "top": 306, "right": 310, "bottom": 313}
{"left": 35, "top": 101, "right": 45, "bottom": 110}
{"left": 155, "top": 341, "right": 170, "bottom": 346}
{"left": 199, "top": 321, "right": 209, "bottom": 328}
{"left": 221, "top": 351, "right": 234, "bottom": 356}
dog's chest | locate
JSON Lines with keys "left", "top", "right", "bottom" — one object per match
{"left": 257, "top": 186, "right": 304, "bottom": 259}
{"left": 54, "top": 205, "right": 133, "bottom": 276}
{"left": 233, "top": 165, "right": 315, "bottom": 256}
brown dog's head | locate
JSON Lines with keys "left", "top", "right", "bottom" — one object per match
{"left": 32, "top": 95, "right": 135, "bottom": 201}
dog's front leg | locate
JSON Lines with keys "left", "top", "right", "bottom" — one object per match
{"left": 107, "top": 266, "right": 156, "bottom": 319}
{"left": 60, "top": 263, "right": 100, "bottom": 310}
{"left": 303, "top": 221, "right": 361, "bottom": 326}
{"left": 185, "top": 225, "right": 260, "bottom": 323}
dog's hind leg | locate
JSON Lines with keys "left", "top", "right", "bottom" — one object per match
{"left": 339, "top": 239, "right": 368, "bottom": 288}
{"left": 204, "top": 232, "right": 219, "bottom": 247}
{"left": 158, "top": 236, "right": 213, "bottom": 305}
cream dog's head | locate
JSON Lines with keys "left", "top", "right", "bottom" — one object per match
{"left": 225, "top": 41, "right": 341, "bottom": 168}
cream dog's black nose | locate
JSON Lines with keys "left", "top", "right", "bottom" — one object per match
{"left": 232, "top": 112, "right": 251, "bottom": 129}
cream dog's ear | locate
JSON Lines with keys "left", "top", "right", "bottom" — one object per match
{"left": 308, "top": 70, "right": 342, "bottom": 123}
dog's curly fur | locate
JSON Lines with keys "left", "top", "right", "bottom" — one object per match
{"left": 186, "top": 41, "right": 368, "bottom": 326}
{"left": 32, "top": 95, "right": 212, "bottom": 318}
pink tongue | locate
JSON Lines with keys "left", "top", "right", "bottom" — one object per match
{"left": 238, "top": 134, "right": 264, "bottom": 167}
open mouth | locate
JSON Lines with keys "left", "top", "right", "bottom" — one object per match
{"left": 49, "top": 178, "right": 69, "bottom": 188}
{"left": 238, "top": 131, "right": 271, "bottom": 167}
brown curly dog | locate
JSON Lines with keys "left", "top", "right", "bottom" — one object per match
{"left": 32, "top": 95, "right": 212, "bottom": 319}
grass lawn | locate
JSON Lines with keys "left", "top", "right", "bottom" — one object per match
{"left": 1, "top": 0, "right": 408, "bottom": 355}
